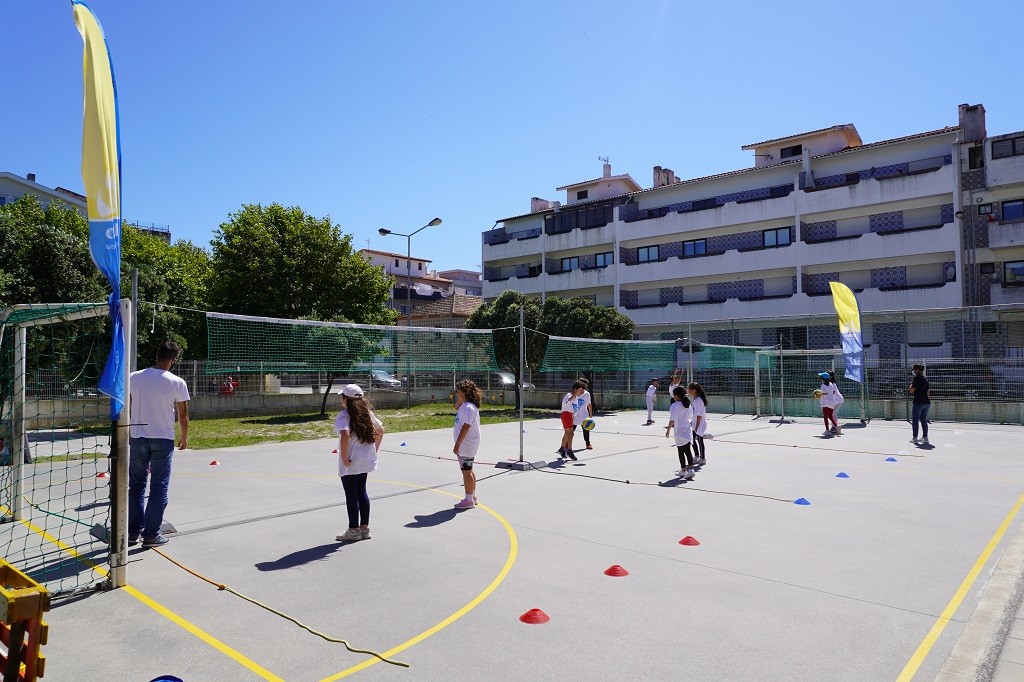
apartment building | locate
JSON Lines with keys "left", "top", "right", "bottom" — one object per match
{"left": 481, "top": 104, "right": 1024, "bottom": 356}
{"left": 437, "top": 269, "right": 484, "bottom": 297}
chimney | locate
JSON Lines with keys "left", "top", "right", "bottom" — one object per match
{"left": 653, "top": 166, "right": 663, "bottom": 188}
{"left": 531, "top": 197, "right": 554, "bottom": 213}
{"left": 653, "top": 166, "right": 676, "bottom": 188}
{"left": 26, "top": 172, "right": 36, "bottom": 183}
{"left": 666, "top": 169, "right": 676, "bottom": 185}
{"left": 959, "top": 103, "right": 986, "bottom": 143}
{"left": 602, "top": 162, "right": 612, "bottom": 178}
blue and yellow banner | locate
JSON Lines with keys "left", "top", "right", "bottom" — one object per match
{"left": 73, "top": 0, "right": 125, "bottom": 417}
{"left": 829, "top": 281, "right": 864, "bottom": 383}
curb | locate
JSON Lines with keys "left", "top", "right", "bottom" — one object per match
{"left": 935, "top": 518, "right": 1024, "bottom": 681}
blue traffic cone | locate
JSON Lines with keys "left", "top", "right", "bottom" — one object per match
{"left": 835, "top": 472, "right": 849, "bottom": 478}
{"left": 885, "top": 456, "right": 897, "bottom": 462}
{"left": 793, "top": 497, "right": 811, "bottom": 505}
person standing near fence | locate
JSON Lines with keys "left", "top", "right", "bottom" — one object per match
{"left": 335, "top": 384, "right": 384, "bottom": 542}
{"left": 128, "top": 340, "right": 190, "bottom": 548}
{"left": 666, "top": 387, "right": 695, "bottom": 480}
{"left": 560, "top": 381, "right": 585, "bottom": 460}
{"left": 818, "top": 372, "right": 843, "bottom": 437}
{"left": 688, "top": 382, "right": 708, "bottom": 466}
{"left": 452, "top": 379, "right": 482, "bottom": 509}
{"left": 668, "top": 369, "right": 683, "bottom": 398}
{"left": 573, "top": 377, "right": 594, "bottom": 450}
{"left": 910, "top": 364, "right": 930, "bottom": 445}
{"left": 645, "top": 378, "right": 659, "bottom": 425}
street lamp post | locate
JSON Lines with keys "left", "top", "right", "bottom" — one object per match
{"left": 379, "top": 217, "right": 442, "bottom": 408}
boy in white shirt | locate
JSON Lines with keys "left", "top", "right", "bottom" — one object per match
{"left": 560, "top": 381, "right": 585, "bottom": 460}
{"left": 645, "top": 378, "right": 659, "bottom": 425}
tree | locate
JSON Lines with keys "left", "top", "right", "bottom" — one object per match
{"left": 208, "top": 203, "right": 396, "bottom": 325}
{"left": 468, "top": 293, "right": 635, "bottom": 408}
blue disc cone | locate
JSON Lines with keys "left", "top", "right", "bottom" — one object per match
{"left": 835, "top": 472, "right": 850, "bottom": 478}
{"left": 793, "top": 497, "right": 811, "bottom": 505}
{"left": 400, "top": 442, "right": 408, "bottom": 447}
{"left": 885, "top": 456, "right": 898, "bottom": 462}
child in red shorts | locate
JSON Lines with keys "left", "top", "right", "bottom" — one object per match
{"left": 559, "top": 381, "right": 585, "bottom": 461}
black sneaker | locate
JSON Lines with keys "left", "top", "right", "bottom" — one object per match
{"left": 142, "top": 535, "right": 169, "bottom": 547}
{"left": 128, "top": 535, "right": 140, "bottom": 547}
{"left": 566, "top": 450, "right": 578, "bottom": 461}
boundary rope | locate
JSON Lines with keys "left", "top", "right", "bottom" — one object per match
{"left": 148, "top": 548, "right": 410, "bottom": 669}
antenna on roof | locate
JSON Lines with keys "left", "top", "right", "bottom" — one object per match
{"left": 598, "top": 156, "right": 609, "bottom": 164}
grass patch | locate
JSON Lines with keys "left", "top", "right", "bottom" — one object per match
{"left": 187, "top": 403, "right": 556, "bottom": 450}
{"left": 32, "top": 452, "right": 105, "bottom": 463}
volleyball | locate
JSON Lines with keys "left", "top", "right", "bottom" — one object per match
{"left": 581, "top": 418, "right": 596, "bottom": 431}
{"left": 813, "top": 389, "right": 823, "bottom": 399}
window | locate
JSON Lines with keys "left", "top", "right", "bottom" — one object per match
{"left": 395, "top": 259, "right": 399, "bottom": 267}
{"left": 969, "top": 146, "right": 985, "bottom": 169}
{"left": 418, "top": 262, "right": 423, "bottom": 271}
{"left": 978, "top": 203, "right": 993, "bottom": 215}
{"left": 992, "top": 136, "right": 1024, "bottom": 160}
{"left": 689, "top": 198, "right": 718, "bottom": 211}
{"left": 544, "top": 201, "right": 614, "bottom": 233}
{"left": 769, "top": 184, "right": 794, "bottom": 198}
{"left": 595, "top": 251, "right": 614, "bottom": 268}
{"left": 559, "top": 257, "right": 579, "bottom": 272}
{"left": 398, "top": 305, "right": 408, "bottom": 314}
{"left": 576, "top": 190, "right": 589, "bottom": 200}
{"left": 637, "top": 245, "right": 660, "bottom": 263}
{"left": 762, "top": 227, "right": 792, "bottom": 248}
{"left": 980, "top": 262, "right": 995, "bottom": 275}
{"left": 682, "top": 239, "right": 707, "bottom": 258}
{"left": 1005, "top": 260, "right": 1024, "bottom": 286}
{"left": 780, "top": 144, "right": 803, "bottom": 159}
{"left": 1003, "top": 200, "right": 1024, "bottom": 222}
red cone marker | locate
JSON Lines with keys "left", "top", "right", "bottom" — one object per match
{"left": 209, "top": 460, "right": 220, "bottom": 466}
{"left": 604, "top": 565, "right": 629, "bottom": 577}
{"left": 96, "top": 472, "right": 109, "bottom": 479}
{"left": 519, "top": 609, "right": 550, "bottom": 624}
{"left": 679, "top": 536, "right": 700, "bottom": 546}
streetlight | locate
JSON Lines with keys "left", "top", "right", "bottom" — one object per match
{"left": 379, "top": 217, "right": 442, "bottom": 407}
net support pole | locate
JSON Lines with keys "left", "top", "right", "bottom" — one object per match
{"left": 11, "top": 325, "right": 26, "bottom": 521}
{"left": 778, "top": 341, "right": 785, "bottom": 424}
{"left": 129, "top": 269, "right": 138, "bottom": 373}
{"left": 110, "top": 298, "right": 132, "bottom": 589}
{"left": 754, "top": 351, "right": 761, "bottom": 418}
{"left": 518, "top": 305, "right": 524, "bottom": 463}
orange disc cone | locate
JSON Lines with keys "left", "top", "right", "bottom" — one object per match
{"left": 679, "top": 536, "right": 700, "bottom": 546}
{"left": 604, "top": 565, "right": 629, "bottom": 577}
{"left": 519, "top": 608, "right": 550, "bottom": 624}
{"left": 209, "top": 460, "right": 220, "bottom": 466}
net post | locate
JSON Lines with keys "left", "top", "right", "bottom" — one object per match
{"left": 110, "top": 299, "right": 132, "bottom": 589}
{"left": 11, "top": 325, "right": 26, "bottom": 521}
{"left": 518, "top": 305, "right": 525, "bottom": 463}
{"left": 778, "top": 338, "right": 785, "bottom": 424}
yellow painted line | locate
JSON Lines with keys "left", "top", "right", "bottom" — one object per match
{"left": 0, "top": 506, "right": 284, "bottom": 682}
{"left": 319, "top": 479, "right": 519, "bottom": 681}
{"left": 897, "top": 491, "right": 1024, "bottom": 681}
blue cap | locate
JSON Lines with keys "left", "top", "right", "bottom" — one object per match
{"left": 818, "top": 372, "right": 831, "bottom": 380}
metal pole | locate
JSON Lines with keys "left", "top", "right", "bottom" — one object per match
{"left": 731, "top": 318, "right": 737, "bottom": 415}
{"left": 11, "top": 325, "right": 26, "bottom": 521}
{"left": 110, "top": 298, "right": 131, "bottom": 588}
{"left": 130, "top": 269, "right": 138, "bottom": 373}
{"left": 779, "top": 336, "right": 785, "bottom": 423}
{"left": 687, "top": 322, "right": 694, "bottom": 384}
{"left": 406, "top": 236, "right": 412, "bottom": 409}
{"left": 754, "top": 351, "right": 761, "bottom": 418}
{"left": 518, "top": 305, "right": 525, "bottom": 463}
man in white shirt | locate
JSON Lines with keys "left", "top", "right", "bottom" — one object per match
{"left": 129, "top": 341, "right": 190, "bottom": 547}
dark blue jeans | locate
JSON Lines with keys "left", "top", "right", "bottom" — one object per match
{"left": 912, "top": 403, "right": 930, "bottom": 440}
{"left": 129, "top": 438, "right": 175, "bottom": 539}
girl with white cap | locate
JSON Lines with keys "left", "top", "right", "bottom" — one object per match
{"left": 334, "top": 384, "right": 384, "bottom": 542}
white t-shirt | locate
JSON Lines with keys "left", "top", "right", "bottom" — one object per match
{"left": 561, "top": 392, "right": 578, "bottom": 413}
{"left": 691, "top": 396, "right": 708, "bottom": 436}
{"left": 572, "top": 391, "right": 592, "bottom": 425}
{"left": 669, "top": 401, "right": 693, "bottom": 445}
{"left": 646, "top": 384, "right": 657, "bottom": 402}
{"left": 453, "top": 402, "right": 481, "bottom": 457}
{"left": 334, "top": 409, "right": 382, "bottom": 476}
{"left": 819, "top": 383, "right": 844, "bottom": 408}
{"left": 668, "top": 383, "right": 681, "bottom": 399}
{"left": 130, "top": 367, "right": 190, "bottom": 440}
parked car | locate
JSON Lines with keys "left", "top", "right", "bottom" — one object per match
{"left": 369, "top": 370, "right": 402, "bottom": 390}
{"left": 874, "top": 362, "right": 1000, "bottom": 401}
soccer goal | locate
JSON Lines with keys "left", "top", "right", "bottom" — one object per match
{"left": 0, "top": 302, "right": 116, "bottom": 596}
{"left": 754, "top": 348, "right": 868, "bottom": 423}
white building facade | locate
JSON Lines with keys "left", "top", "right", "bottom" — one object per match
{"left": 482, "top": 104, "right": 1024, "bottom": 358}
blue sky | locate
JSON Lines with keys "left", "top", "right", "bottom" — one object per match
{"left": 2, "top": 0, "right": 1021, "bottom": 273}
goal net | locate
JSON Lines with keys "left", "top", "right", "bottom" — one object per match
{"left": 755, "top": 348, "right": 867, "bottom": 422}
{"left": 0, "top": 303, "right": 114, "bottom": 596}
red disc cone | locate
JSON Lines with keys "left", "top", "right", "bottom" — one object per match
{"left": 519, "top": 608, "right": 550, "bottom": 624}
{"left": 679, "top": 536, "right": 700, "bottom": 546}
{"left": 209, "top": 460, "right": 220, "bottom": 466}
{"left": 96, "top": 472, "right": 109, "bottom": 478}
{"left": 604, "top": 565, "right": 629, "bottom": 577}
{"left": 332, "top": 449, "right": 338, "bottom": 454}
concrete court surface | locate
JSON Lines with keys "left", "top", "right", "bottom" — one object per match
{"left": 30, "top": 410, "right": 1024, "bottom": 681}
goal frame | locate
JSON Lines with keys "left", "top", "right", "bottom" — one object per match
{"left": 754, "top": 348, "right": 869, "bottom": 423}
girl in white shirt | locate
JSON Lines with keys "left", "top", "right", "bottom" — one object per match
{"left": 334, "top": 384, "right": 384, "bottom": 542}
{"left": 668, "top": 369, "right": 683, "bottom": 399}
{"left": 687, "top": 382, "right": 709, "bottom": 466}
{"left": 665, "top": 387, "right": 695, "bottom": 480}
{"left": 818, "top": 372, "right": 844, "bottom": 436}
{"left": 453, "top": 379, "right": 483, "bottom": 509}
{"left": 645, "top": 378, "right": 660, "bottom": 425}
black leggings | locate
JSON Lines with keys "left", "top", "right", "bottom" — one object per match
{"left": 692, "top": 432, "right": 705, "bottom": 460}
{"left": 341, "top": 473, "right": 370, "bottom": 528}
{"left": 677, "top": 443, "right": 693, "bottom": 469}
{"left": 573, "top": 424, "right": 591, "bottom": 445}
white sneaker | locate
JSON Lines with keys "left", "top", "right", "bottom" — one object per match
{"left": 683, "top": 469, "right": 696, "bottom": 480}
{"left": 921, "top": 437, "right": 929, "bottom": 444}
{"left": 911, "top": 438, "right": 919, "bottom": 444}
{"left": 694, "top": 457, "right": 706, "bottom": 466}
{"left": 336, "top": 528, "right": 362, "bottom": 542}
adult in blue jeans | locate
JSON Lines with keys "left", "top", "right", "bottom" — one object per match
{"left": 129, "top": 341, "right": 190, "bottom": 547}
{"left": 909, "top": 364, "right": 930, "bottom": 445}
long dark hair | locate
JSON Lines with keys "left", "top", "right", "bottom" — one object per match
{"left": 672, "top": 386, "right": 691, "bottom": 407}
{"left": 687, "top": 382, "right": 708, "bottom": 408}
{"left": 456, "top": 379, "right": 482, "bottom": 408}
{"left": 343, "top": 395, "right": 376, "bottom": 443}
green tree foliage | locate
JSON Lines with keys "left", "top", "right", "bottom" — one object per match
{"left": 0, "top": 195, "right": 104, "bottom": 307}
{"left": 538, "top": 296, "right": 634, "bottom": 340}
{"left": 209, "top": 204, "right": 396, "bottom": 325}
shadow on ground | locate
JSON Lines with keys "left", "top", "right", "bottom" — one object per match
{"left": 255, "top": 543, "right": 343, "bottom": 571}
